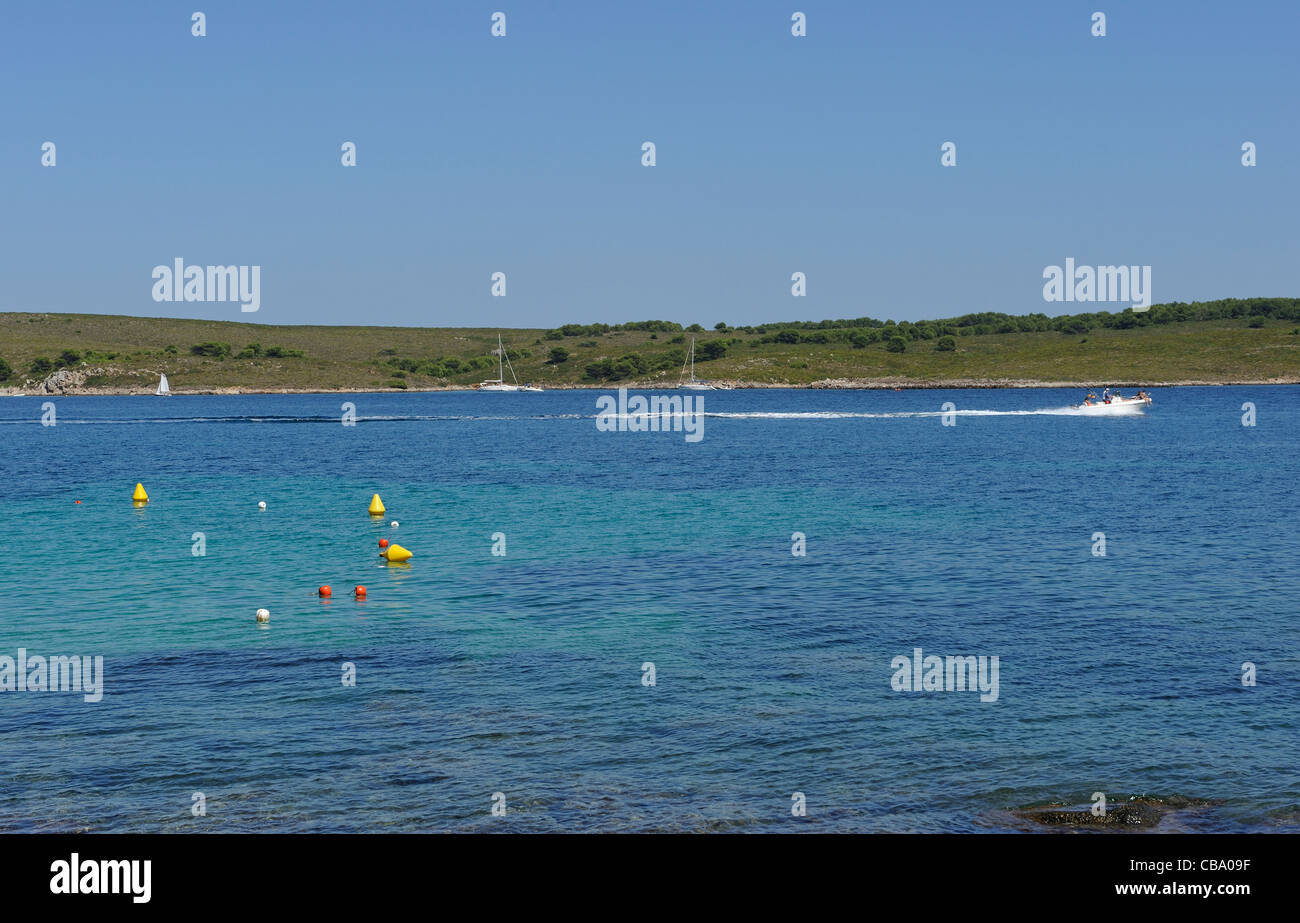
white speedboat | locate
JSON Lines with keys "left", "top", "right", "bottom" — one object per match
{"left": 478, "top": 334, "right": 541, "bottom": 392}
{"left": 1074, "top": 394, "right": 1152, "bottom": 415}
{"left": 678, "top": 337, "right": 715, "bottom": 390}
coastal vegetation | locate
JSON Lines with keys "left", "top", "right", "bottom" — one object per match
{"left": 1, "top": 298, "right": 1297, "bottom": 391}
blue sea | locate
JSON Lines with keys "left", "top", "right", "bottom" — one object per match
{"left": 0, "top": 386, "right": 1296, "bottom": 833}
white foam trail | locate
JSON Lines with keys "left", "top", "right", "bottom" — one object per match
{"left": 0, "top": 412, "right": 591, "bottom": 425}
{"left": 595, "top": 408, "right": 1090, "bottom": 421}
{"left": 701, "top": 407, "right": 1133, "bottom": 419}
{"left": 0, "top": 408, "right": 1140, "bottom": 424}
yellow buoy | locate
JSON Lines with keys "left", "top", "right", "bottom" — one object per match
{"left": 132, "top": 483, "right": 149, "bottom": 503}
{"left": 381, "top": 544, "right": 412, "bottom": 562}
{"left": 368, "top": 493, "right": 386, "bottom": 516}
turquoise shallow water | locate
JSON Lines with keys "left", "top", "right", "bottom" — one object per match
{"left": 0, "top": 387, "right": 1296, "bottom": 832}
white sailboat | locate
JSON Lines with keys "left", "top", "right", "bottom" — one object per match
{"left": 678, "top": 337, "right": 715, "bottom": 391}
{"left": 156, "top": 373, "right": 171, "bottom": 396}
{"left": 479, "top": 334, "right": 542, "bottom": 392}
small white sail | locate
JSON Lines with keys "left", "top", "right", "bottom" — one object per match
{"left": 678, "top": 337, "right": 714, "bottom": 390}
{"left": 156, "top": 373, "right": 171, "bottom": 396}
{"left": 479, "top": 334, "right": 541, "bottom": 391}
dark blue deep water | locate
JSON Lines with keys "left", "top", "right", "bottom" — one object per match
{"left": 0, "top": 387, "right": 1296, "bottom": 832}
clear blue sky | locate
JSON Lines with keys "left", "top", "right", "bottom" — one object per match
{"left": 2, "top": 1, "right": 1296, "bottom": 327}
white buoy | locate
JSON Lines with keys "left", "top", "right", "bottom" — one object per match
{"left": 255, "top": 608, "right": 270, "bottom": 623}
{"left": 258, "top": 501, "right": 267, "bottom": 510}
{"left": 390, "top": 521, "right": 398, "bottom": 528}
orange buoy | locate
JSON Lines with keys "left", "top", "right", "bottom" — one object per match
{"left": 378, "top": 538, "right": 389, "bottom": 548}
{"left": 353, "top": 585, "right": 367, "bottom": 598}
{"left": 75, "top": 500, "right": 81, "bottom": 504}
{"left": 318, "top": 585, "right": 332, "bottom": 598}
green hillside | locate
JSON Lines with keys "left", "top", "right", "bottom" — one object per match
{"left": 1, "top": 298, "right": 1298, "bottom": 392}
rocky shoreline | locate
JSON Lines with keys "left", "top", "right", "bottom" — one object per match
{"left": 806, "top": 376, "right": 1300, "bottom": 389}
{"left": 1010, "top": 797, "right": 1219, "bottom": 831}
{"left": 2, "top": 369, "right": 1297, "bottom": 397}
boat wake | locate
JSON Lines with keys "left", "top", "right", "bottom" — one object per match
{"left": 0, "top": 413, "right": 589, "bottom": 425}
{"left": 0, "top": 407, "right": 1146, "bottom": 425}
{"left": 702, "top": 406, "right": 1145, "bottom": 419}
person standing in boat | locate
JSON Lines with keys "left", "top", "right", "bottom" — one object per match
{"left": 1102, "top": 387, "right": 1111, "bottom": 403}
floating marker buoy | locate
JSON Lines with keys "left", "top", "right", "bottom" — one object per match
{"left": 368, "top": 494, "right": 385, "bottom": 516}
{"left": 75, "top": 500, "right": 81, "bottom": 504}
{"left": 390, "top": 521, "right": 399, "bottom": 528}
{"left": 318, "top": 585, "right": 332, "bottom": 598}
{"left": 258, "top": 501, "right": 267, "bottom": 510}
{"left": 381, "top": 544, "right": 412, "bottom": 562}
{"left": 132, "top": 483, "right": 149, "bottom": 503}
{"left": 256, "top": 608, "right": 270, "bottom": 623}
{"left": 378, "top": 538, "right": 389, "bottom": 548}
{"left": 353, "top": 585, "right": 367, "bottom": 598}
